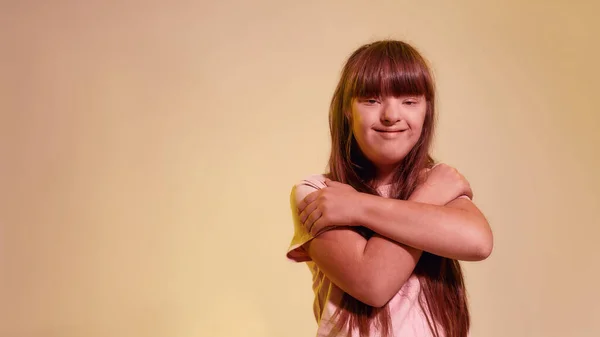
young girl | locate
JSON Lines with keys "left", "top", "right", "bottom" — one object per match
{"left": 286, "top": 40, "right": 493, "bottom": 337}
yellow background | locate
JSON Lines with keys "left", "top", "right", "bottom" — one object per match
{"left": 1, "top": 1, "right": 598, "bottom": 336}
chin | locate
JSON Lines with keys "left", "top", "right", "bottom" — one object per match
{"left": 370, "top": 154, "right": 406, "bottom": 168}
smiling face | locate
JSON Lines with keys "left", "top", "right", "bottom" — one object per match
{"left": 327, "top": 40, "right": 436, "bottom": 188}
{"left": 350, "top": 94, "right": 427, "bottom": 182}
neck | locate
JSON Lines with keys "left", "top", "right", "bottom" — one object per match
{"left": 375, "top": 165, "right": 398, "bottom": 187}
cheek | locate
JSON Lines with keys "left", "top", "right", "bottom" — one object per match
{"left": 351, "top": 120, "right": 366, "bottom": 146}
{"left": 350, "top": 116, "right": 374, "bottom": 153}
{"left": 412, "top": 121, "right": 424, "bottom": 137}
{"left": 351, "top": 111, "right": 368, "bottom": 137}
{"left": 409, "top": 110, "right": 427, "bottom": 135}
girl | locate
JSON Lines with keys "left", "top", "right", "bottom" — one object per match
{"left": 286, "top": 40, "right": 493, "bottom": 337}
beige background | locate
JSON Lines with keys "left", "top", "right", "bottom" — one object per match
{"left": 1, "top": 1, "right": 599, "bottom": 336}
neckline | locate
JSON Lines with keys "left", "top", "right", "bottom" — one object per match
{"left": 376, "top": 183, "right": 393, "bottom": 197}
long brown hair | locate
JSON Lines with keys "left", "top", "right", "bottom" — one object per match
{"left": 325, "top": 40, "right": 470, "bottom": 337}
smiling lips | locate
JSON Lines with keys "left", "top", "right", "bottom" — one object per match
{"left": 375, "top": 128, "right": 407, "bottom": 139}
{"left": 375, "top": 129, "right": 406, "bottom": 133}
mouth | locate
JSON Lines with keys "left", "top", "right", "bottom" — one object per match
{"left": 374, "top": 129, "right": 407, "bottom": 139}
{"left": 374, "top": 129, "right": 407, "bottom": 133}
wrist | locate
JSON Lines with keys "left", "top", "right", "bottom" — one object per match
{"left": 352, "top": 192, "right": 374, "bottom": 226}
{"left": 353, "top": 192, "right": 395, "bottom": 229}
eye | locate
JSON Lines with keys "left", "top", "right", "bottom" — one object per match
{"left": 403, "top": 100, "right": 419, "bottom": 106}
{"left": 360, "top": 97, "right": 380, "bottom": 105}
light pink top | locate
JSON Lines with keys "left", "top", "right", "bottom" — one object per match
{"left": 286, "top": 174, "right": 443, "bottom": 337}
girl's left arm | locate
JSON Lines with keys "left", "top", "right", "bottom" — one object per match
{"left": 356, "top": 194, "right": 493, "bottom": 261}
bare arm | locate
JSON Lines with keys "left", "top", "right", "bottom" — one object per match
{"left": 304, "top": 165, "right": 493, "bottom": 262}
{"left": 297, "top": 165, "right": 492, "bottom": 307}
{"left": 306, "top": 230, "right": 419, "bottom": 308}
{"left": 355, "top": 194, "right": 493, "bottom": 261}
{"left": 299, "top": 187, "right": 437, "bottom": 308}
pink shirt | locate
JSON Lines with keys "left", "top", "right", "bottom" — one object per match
{"left": 286, "top": 174, "right": 442, "bottom": 337}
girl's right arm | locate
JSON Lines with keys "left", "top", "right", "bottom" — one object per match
{"left": 295, "top": 182, "right": 444, "bottom": 308}
{"left": 305, "top": 228, "right": 421, "bottom": 308}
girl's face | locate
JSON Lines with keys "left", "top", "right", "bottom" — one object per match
{"left": 350, "top": 94, "right": 427, "bottom": 180}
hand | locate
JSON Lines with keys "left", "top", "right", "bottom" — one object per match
{"left": 410, "top": 163, "right": 473, "bottom": 205}
{"left": 297, "top": 180, "right": 363, "bottom": 236}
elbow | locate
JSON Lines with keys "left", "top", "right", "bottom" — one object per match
{"left": 347, "top": 286, "right": 388, "bottom": 308}
{"left": 473, "top": 238, "right": 493, "bottom": 261}
{"left": 357, "top": 291, "right": 389, "bottom": 308}
{"left": 470, "top": 224, "right": 494, "bottom": 261}
{"left": 358, "top": 277, "right": 399, "bottom": 308}
{"left": 364, "top": 294, "right": 390, "bottom": 308}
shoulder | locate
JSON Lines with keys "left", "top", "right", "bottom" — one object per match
{"left": 296, "top": 174, "right": 328, "bottom": 190}
{"left": 289, "top": 174, "right": 328, "bottom": 206}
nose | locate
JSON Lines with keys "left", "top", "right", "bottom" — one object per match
{"left": 381, "top": 102, "right": 401, "bottom": 126}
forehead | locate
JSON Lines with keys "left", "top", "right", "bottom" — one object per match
{"left": 348, "top": 49, "right": 432, "bottom": 99}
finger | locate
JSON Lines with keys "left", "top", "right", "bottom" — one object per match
{"left": 464, "top": 185, "right": 474, "bottom": 199}
{"left": 299, "top": 200, "right": 319, "bottom": 224}
{"left": 310, "top": 218, "right": 341, "bottom": 237}
{"left": 459, "top": 175, "right": 473, "bottom": 199}
{"left": 305, "top": 208, "right": 322, "bottom": 234}
{"left": 310, "top": 217, "right": 326, "bottom": 237}
{"left": 310, "top": 215, "right": 336, "bottom": 237}
{"left": 457, "top": 179, "right": 473, "bottom": 199}
{"left": 297, "top": 199, "right": 306, "bottom": 214}
{"left": 298, "top": 190, "right": 320, "bottom": 213}
{"left": 312, "top": 221, "right": 337, "bottom": 237}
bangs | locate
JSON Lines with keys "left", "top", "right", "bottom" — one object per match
{"left": 348, "top": 42, "right": 433, "bottom": 100}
